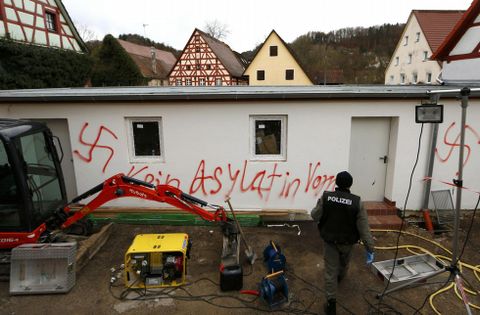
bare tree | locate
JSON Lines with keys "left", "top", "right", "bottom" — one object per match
{"left": 204, "top": 20, "right": 230, "bottom": 40}
{"left": 75, "top": 22, "right": 97, "bottom": 42}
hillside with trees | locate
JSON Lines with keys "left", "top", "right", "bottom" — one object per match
{"left": 118, "top": 34, "right": 180, "bottom": 57}
{"left": 289, "top": 23, "right": 404, "bottom": 84}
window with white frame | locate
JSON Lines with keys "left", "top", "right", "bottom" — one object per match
{"left": 186, "top": 78, "right": 192, "bottom": 86}
{"left": 404, "top": 36, "right": 409, "bottom": 46}
{"left": 415, "top": 32, "right": 420, "bottom": 42}
{"left": 395, "top": 56, "right": 399, "bottom": 66}
{"left": 176, "top": 79, "right": 182, "bottom": 86}
{"left": 215, "top": 78, "right": 222, "bottom": 86}
{"left": 199, "top": 78, "right": 205, "bottom": 86}
{"left": 127, "top": 118, "right": 163, "bottom": 162}
{"left": 400, "top": 73, "right": 406, "bottom": 84}
{"left": 423, "top": 51, "right": 428, "bottom": 61}
{"left": 412, "top": 73, "right": 418, "bottom": 84}
{"left": 408, "top": 54, "right": 412, "bottom": 64}
{"left": 250, "top": 115, "right": 287, "bottom": 160}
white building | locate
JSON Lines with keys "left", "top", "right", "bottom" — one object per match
{"left": 0, "top": 86, "right": 479, "bottom": 213}
{"left": 432, "top": 0, "right": 480, "bottom": 85}
{"left": 385, "top": 10, "right": 463, "bottom": 85}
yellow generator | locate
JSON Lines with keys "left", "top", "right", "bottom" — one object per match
{"left": 124, "top": 233, "right": 190, "bottom": 288}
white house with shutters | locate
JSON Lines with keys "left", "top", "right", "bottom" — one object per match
{"left": 384, "top": 10, "right": 464, "bottom": 85}
{"left": 432, "top": 0, "right": 480, "bottom": 85}
{"left": 0, "top": 0, "right": 86, "bottom": 52}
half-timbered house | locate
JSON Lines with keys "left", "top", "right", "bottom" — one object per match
{"left": 0, "top": 0, "right": 86, "bottom": 52}
{"left": 168, "top": 28, "right": 247, "bottom": 86}
{"left": 432, "top": 0, "right": 480, "bottom": 84}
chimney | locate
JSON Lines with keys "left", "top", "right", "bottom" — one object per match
{"left": 150, "top": 46, "right": 157, "bottom": 74}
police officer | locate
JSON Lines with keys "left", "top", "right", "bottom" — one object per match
{"left": 311, "top": 171, "right": 375, "bottom": 315}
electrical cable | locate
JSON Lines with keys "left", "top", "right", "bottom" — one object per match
{"left": 457, "top": 195, "right": 480, "bottom": 263}
{"left": 108, "top": 273, "right": 321, "bottom": 314}
{"left": 372, "top": 228, "right": 480, "bottom": 314}
{"left": 286, "top": 270, "right": 356, "bottom": 314}
{"left": 376, "top": 123, "right": 424, "bottom": 307}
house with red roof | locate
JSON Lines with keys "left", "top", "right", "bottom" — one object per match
{"left": 117, "top": 39, "right": 177, "bottom": 86}
{"left": 168, "top": 28, "right": 248, "bottom": 86}
{"left": 384, "top": 10, "right": 464, "bottom": 85}
{"left": 431, "top": 0, "right": 480, "bottom": 85}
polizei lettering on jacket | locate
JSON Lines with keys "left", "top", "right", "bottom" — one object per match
{"left": 327, "top": 196, "right": 353, "bottom": 205}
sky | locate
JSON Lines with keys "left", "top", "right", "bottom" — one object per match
{"left": 62, "top": 0, "right": 473, "bottom": 52}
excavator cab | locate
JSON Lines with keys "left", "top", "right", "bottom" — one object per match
{"left": 0, "top": 119, "right": 67, "bottom": 234}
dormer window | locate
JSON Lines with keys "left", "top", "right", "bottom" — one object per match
{"left": 45, "top": 11, "right": 58, "bottom": 33}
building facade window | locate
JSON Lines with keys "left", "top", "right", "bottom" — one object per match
{"left": 270, "top": 46, "right": 278, "bottom": 56}
{"left": 186, "top": 65, "right": 191, "bottom": 70}
{"left": 127, "top": 118, "right": 163, "bottom": 162}
{"left": 389, "top": 75, "right": 394, "bottom": 83}
{"left": 199, "top": 78, "right": 205, "bottom": 86}
{"left": 45, "top": 11, "right": 58, "bottom": 32}
{"left": 206, "top": 64, "right": 211, "bottom": 70}
{"left": 426, "top": 72, "right": 432, "bottom": 83}
{"left": 400, "top": 73, "right": 406, "bottom": 84}
{"left": 423, "top": 51, "right": 428, "bottom": 61}
{"left": 285, "top": 69, "right": 294, "bottom": 80}
{"left": 415, "top": 32, "right": 420, "bottom": 42}
{"left": 176, "top": 79, "right": 182, "bottom": 86}
{"left": 186, "top": 78, "right": 192, "bottom": 86}
{"left": 257, "top": 70, "right": 265, "bottom": 81}
{"left": 395, "top": 57, "right": 399, "bottom": 66}
{"left": 215, "top": 78, "right": 222, "bottom": 86}
{"left": 408, "top": 54, "right": 412, "bottom": 64}
{"left": 412, "top": 73, "right": 418, "bottom": 84}
{"left": 404, "top": 36, "right": 409, "bottom": 46}
{"left": 250, "top": 115, "right": 287, "bottom": 161}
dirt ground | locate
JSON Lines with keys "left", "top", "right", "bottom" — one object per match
{"left": 1, "top": 214, "right": 480, "bottom": 315}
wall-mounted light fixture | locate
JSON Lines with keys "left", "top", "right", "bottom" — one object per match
{"left": 415, "top": 103, "right": 443, "bottom": 123}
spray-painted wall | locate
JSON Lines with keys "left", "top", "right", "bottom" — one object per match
{"left": 1, "top": 95, "right": 479, "bottom": 212}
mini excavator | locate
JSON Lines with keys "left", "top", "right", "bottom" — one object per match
{"left": 0, "top": 119, "right": 242, "bottom": 290}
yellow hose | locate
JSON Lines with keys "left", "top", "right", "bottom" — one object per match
{"left": 371, "top": 229, "right": 480, "bottom": 313}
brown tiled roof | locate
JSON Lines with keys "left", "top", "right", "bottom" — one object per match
{"left": 117, "top": 39, "right": 177, "bottom": 79}
{"left": 432, "top": 0, "right": 480, "bottom": 60}
{"left": 413, "top": 10, "right": 465, "bottom": 53}
{"left": 196, "top": 29, "right": 246, "bottom": 78}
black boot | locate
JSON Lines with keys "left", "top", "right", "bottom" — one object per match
{"left": 324, "top": 299, "right": 336, "bottom": 315}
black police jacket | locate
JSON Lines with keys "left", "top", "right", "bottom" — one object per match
{"left": 318, "top": 189, "right": 361, "bottom": 244}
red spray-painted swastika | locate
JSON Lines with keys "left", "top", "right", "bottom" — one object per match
{"left": 73, "top": 122, "right": 118, "bottom": 173}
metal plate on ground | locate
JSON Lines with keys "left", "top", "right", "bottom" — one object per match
{"left": 9, "top": 242, "right": 76, "bottom": 295}
{"left": 371, "top": 254, "right": 444, "bottom": 288}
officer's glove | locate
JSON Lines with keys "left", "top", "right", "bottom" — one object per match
{"left": 366, "top": 251, "right": 375, "bottom": 265}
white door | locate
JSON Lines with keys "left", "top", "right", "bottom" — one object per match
{"left": 349, "top": 117, "right": 391, "bottom": 201}
{"left": 32, "top": 119, "right": 78, "bottom": 201}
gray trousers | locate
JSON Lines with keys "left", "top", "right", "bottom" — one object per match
{"left": 324, "top": 241, "right": 353, "bottom": 300}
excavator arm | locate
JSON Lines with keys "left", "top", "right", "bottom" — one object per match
{"left": 55, "top": 173, "right": 229, "bottom": 230}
